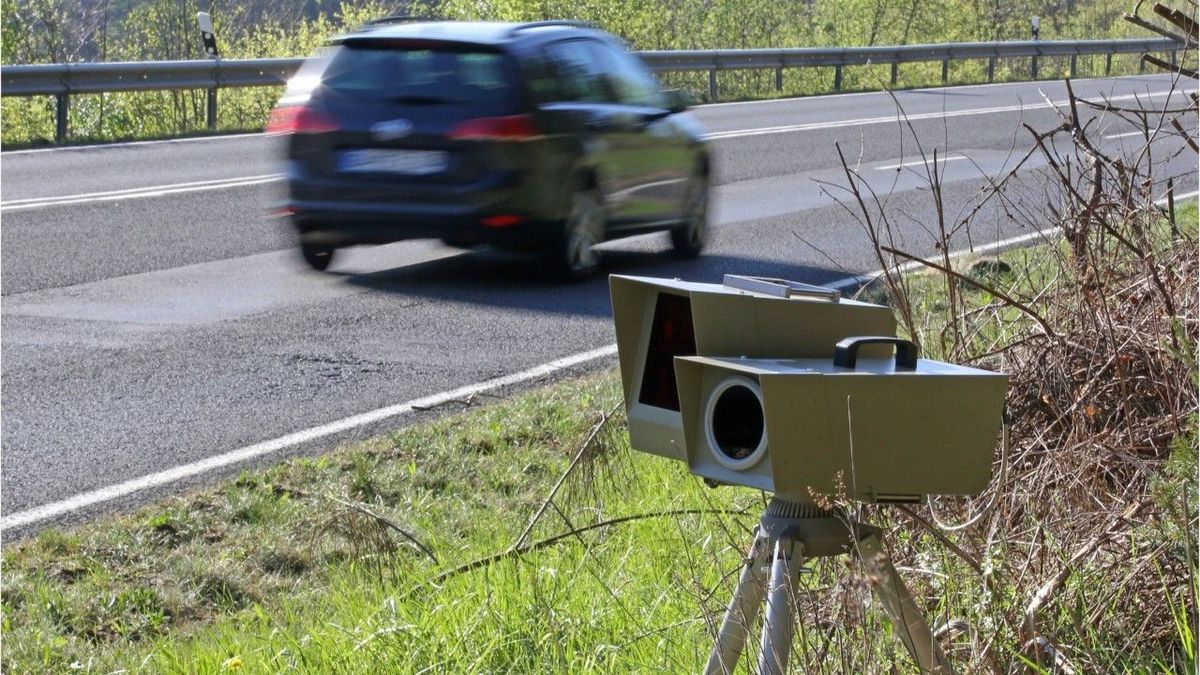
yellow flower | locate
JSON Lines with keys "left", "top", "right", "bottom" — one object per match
{"left": 222, "top": 656, "right": 244, "bottom": 671}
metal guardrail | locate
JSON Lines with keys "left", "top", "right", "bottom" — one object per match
{"left": 1, "top": 38, "right": 1183, "bottom": 142}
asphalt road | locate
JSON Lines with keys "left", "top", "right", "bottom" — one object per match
{"left": 2, "top": 74, "right": 1195, "bottom": 534}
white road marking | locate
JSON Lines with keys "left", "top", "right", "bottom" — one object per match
{"left": 876, "top": 155, "right": 967, "bottom": 171}
{"left": 1105, "top": 130, "right": 1150, "bottom": 139}
{"left": 1, "top": 131, "right": 265, "bottom": 155}
{"left": 698, "top": 73, "right": 1169, "bottom": 109}
{"left": 0, "top": 174, "right": 281, "bottom": 211}
{"left": 8, "top": 190, "right": 1196, "bottom": 531}
{"left": 6, "top": 88, "right": 1190, "bottom": 211}
{"left": 0, "top": 344, "right": 620, "bottom": 531}
{"left": 703, "top": 90, "right": 1182, "bottom": 141}
{"left": 828, "top": 188, "right": 1200, "bottom": 289}
{"left": 1102, "top": 129, "right": 1183, "bottom": 141}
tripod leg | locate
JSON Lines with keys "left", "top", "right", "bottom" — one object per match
{"left": 704, "top": 527, "right": 771, "bottom": 675}
{"left": 757, "top": 534, "right": 803, "bottom": 675}
{"left": 857, "top": 532, "right": 955, "bottom": 675}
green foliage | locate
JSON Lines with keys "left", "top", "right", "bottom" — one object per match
{"left": 0, "top": 0, "right": 1160, "bottom": 146}
{"left": 0, "top": 0, "right": 396, "bottom": 145}
{"left": 1, "top": 0, "right": 103, "bottom": 63}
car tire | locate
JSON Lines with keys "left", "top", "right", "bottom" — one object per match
{"left": 301, "top": 241, "right": 336, "bottom": 271}
{"left": 554, "top": 186, "right": 605, "bottom": 281}
{"left": 670, "top": 171, "right": 709, "bottom": 259}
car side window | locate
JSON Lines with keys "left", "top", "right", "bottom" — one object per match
{"left": 587, "top": 41, "right": 666, "bottom": 109}
{"left": 542, "top": 40, "right": 613, "bottom": 103}
{"left": 521, "top": 53, "right": 559, "bottom": 104}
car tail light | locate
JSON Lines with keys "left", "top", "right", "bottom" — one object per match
{"left": 265, "top": 106, "right": 338, "bottom": 135}
{"left": 448, "top": 115, "right": 541, "bottom": 141}
{"left": 481, "top": 214, "right": 527, "bottom": 228}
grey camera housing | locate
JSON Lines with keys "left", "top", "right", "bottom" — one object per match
{"left": 674, "top": 344, "right": 1008, "bottom": 502}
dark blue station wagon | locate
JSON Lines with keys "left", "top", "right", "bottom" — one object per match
{"left": 268, "top": 19, "right": 711, "bottom": 279}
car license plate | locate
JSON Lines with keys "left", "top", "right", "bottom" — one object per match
{"left": 339, "top": 149, "right": 447, "bottom": 175}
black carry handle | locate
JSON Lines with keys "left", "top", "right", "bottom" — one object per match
{"left": 833, "top": 336, "right": 919, "bottom": 370}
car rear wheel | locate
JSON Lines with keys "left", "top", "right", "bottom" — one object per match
{"left": 670, "top": 172, "right": 708, "bottom": 259}
{"left": 301, "top": 241, "right": 336, "bottom": 271}
{"left": 554, "top": 187, "right": 605, "bottom": 280}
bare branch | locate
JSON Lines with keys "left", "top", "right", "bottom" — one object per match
{"left": 879, "top": 244, "right": 1058, "bottom": 339}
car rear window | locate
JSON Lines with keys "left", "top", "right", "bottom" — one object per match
{"left": 322, "top": 42, "right": 516, "bottom": 106}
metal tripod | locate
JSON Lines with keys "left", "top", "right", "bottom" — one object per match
{"left": 703, "top": 498, "right": 955, "bottom": 675}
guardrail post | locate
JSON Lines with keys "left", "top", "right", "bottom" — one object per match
{"left": 1171, "top": 50, "right": 1178, "bottom": 67}
{"left": 206, "top": 87, "right": 218, "bottom": 131}
{"left": 708, "top": 69, "right": 718, "bottom": 101}
{"left": 1069, "top": 54, "right": 1077, "bottom": 78}
{"left": 987, "top": 56, "right": 996, "bottom": 82}
{"left": 1105, "top": 53, "right": 1113, "bottom": 75}
{"left": 55, "top": 93, "right": 69, "bottom": 142}
{"left": 1139, "top": 56, "right": 1146, "bottom": 73}
{"left": 890, "top": 62, "right": 899, "bottom": 85}
{"left": 941, "top": 59, "right": 949, "bottom": 83}
{"left": 834, "top": 64, "right": 842, "bottom": 92}
{"left": 775, "top": 66, "right": 783, "bottom": 91}
{"left": 1031, "top": 54, "right": 1039, "bottom": 79}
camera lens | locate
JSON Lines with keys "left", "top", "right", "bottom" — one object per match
{"left": 706, "top": 377, "right": 767, "bottom": 469}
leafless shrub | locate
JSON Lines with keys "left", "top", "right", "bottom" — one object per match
{"left": 813, "top": 21, "right": 1197, "bottom": 671}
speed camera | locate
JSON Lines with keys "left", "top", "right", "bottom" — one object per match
{"left": 610, "top": 274, "right": 897, "bottom": 462}
{"left": 609, "top": 276, "right": 1006, "bottom": 671}
{"left": 674, "top": 336, "right": 1008, "bottom": 502}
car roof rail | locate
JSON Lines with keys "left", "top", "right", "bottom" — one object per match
{"left": 507, "top": 19, "right": 598, "bottom": 36}
{"left": 363, "top": 14, "right": 439, "bottom": 28}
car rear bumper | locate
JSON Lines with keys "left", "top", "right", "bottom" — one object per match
{"left": 284, "top": 160, "right": 569, "bottom": 249}
{"left": 291, "top": 199, "right": 558, "bottom": 249}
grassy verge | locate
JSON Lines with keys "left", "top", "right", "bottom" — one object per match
{"left": 3, "top": 202, "right": 1196, "bottom": 672}
{"left": 1, "top": 374, "right": 767, "bottom": 672}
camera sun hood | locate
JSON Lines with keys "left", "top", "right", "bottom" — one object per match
{"left": 610, "top": 274, "right": 898, "bottom": 462}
